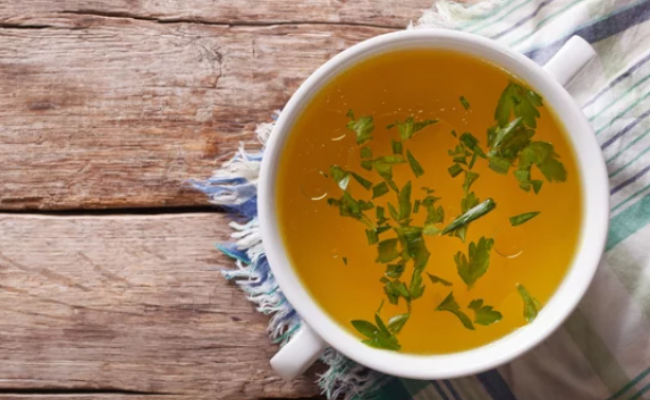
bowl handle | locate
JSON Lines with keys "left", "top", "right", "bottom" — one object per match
{"left": 543, "top": 36, "right": 597, "bottom": 87}
{"left": 270, "top": 324, "right": 327, "bottom": 381}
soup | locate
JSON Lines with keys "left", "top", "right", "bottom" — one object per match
{"left": 276, "top": 49, "right": 581, "bottom": 354}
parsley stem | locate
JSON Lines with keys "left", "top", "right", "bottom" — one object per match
{"left": 442, "top": 198, "right": 496, "bottom": 235}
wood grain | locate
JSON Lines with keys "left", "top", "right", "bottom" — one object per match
{"left": 0, "top": 213, "right": 322, "bottom": 398}
{"left": 0, "top": 4, "right": 433, "bottom": 210}
{"left": 0, "top": 0, "right": 432, "bottom": 28}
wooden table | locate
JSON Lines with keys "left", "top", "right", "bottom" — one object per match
{"left": 0, "top": 1, "right": 434, "bottom": 399}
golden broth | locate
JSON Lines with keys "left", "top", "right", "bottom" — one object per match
{"left": 276, "top": 49, "right": 582, "bottom": 354}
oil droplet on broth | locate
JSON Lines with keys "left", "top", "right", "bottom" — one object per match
{"left": 320, "top": 109, "right": 349, "bottom": 141}
{"left": 494, "top": 225, "right": 525, "bottom": 258}
{"left": 300, "top": 168, "right": 333, "bottom": 200}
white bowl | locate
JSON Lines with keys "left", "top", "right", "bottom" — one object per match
{"left": 259, "top": 30, "right": 609, "bottom": 380}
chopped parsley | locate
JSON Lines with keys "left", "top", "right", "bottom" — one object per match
{"left": 455, "top": 237, "right": 494, "bottom": 289}
{"left": 510, "top": 211, "right": 540, "bottom": 226}
{"left": 436, "top": 292, "right": 474, "bottom": 330}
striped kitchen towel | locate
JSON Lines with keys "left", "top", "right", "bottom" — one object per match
{"left": 371, "top": 0, "right": 650, "bottom": 399}
{"left": 193, "top": 0, "right": 650, "bottom": 399}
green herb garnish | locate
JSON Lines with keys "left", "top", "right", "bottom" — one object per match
{"left": 386, "top": 262, "right": 405, "bottom": 279}
{"left": 442, "top": 198, "right": 496, "bottom": 236}
{"left": 388, "top": 117, "right": 438, "bottom": 140}
{"left": 373, "top": 155, "right": 405, "bottom": 192}
{"left": 494, "top": 82, "right": 543, "bottom": 128}
{"left": 398, "top": 181, "right": 412, "bottom": 221}
{"left": 376, "top": 238, "right": 400, "bottom": 263}
{"left": 517, "top": 284, "right": 540, "bottom": 322}
{"left": 468, "top": 299, "right": 502, "bottom": 325}
{"left": 423, "top": 224, "right": 441, "bottom": 235}
{"left": 342, "top": 257, "right": 348, "bottom": 266}
{"left": 510, "top": 211, "right": 540, "bottom": 226}
{"left": 360, "top": 146, "right": 373, "bottom": 159}
{"left": 407, "top": 150, "right": 424, "bottom": 178}
{"left": 459, "top": 133, "right": 486, "bottom": 159}
{"left": 455, "top": 237, "right": 494, "bottom": 289}
{"left": 387, "top": 313, "right": 410, "bottom": 334}
{"left": 366, "top": 229, "right": 379, "bottom": 245}
{"left": 387, "top": 202, "right": 399, "bottom": 221}
{"left": 372, "top": 182, "right": 390, "bottom": 199}
{"left": 409, "top": 270, "right": 426, "bottom": 300}
{"left": 392, "top": 139, "right": 403, "bottom": 155}
{"left": 346, "top": 110, "right": 374, "bottom": 145}
{"left": 351, "top": 307, "right": 401, "bottom": 350}
{"left": 413, "top": 199, "right": 421, "bottom": 214}
{"left": 351, "top": 172, "right": 373, "bottom": 190}
{"left": 519, "top": 141, "right": 567, "bottom": 183}
{"left": 448, "top": 163, "right": 463, "bottom": 178}
{"left": 427, "top": 273, "right": 452, "bottom": 287}
{"left": 463, "top": 171, "right": 480, "bottom": 193}
{"left": 381, "top": 277, "right": 410, "bottom": 305}
{"left": 436, "top": 292, "right": 474, "bottom": 330}
{"left": 330, "top": 165, "right": 350, "bottom": 190}
{"left": 460, "top": 96, "right": 471, "bottom": 110}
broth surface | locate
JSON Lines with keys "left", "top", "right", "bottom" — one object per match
{"left": 276, "top": 49, "right": 582, "bottom": 354}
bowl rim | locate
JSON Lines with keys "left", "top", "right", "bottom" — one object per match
{"left": 258, "top": 29, "right": 610, "bottom": 379}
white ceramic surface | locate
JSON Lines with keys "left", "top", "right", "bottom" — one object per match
{"left": 259, "top": 31, "right": 608, "bottom": 381}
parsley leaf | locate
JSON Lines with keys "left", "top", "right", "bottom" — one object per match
{"left": 387, "top": 313, "right": 410, "bottom": 334}
{"left": 468, "top": 299, "right": 503, "bottom": 325}
{"left": 376, "top": 206, "right": 386, "bottom": 222}
{"left": 407, "top": 150, "right": 425, "bottom": 178}
{"left": 366, "top": 229, "right": 379, "bottom": 245}
{"left": 387, "top": 202, "right": 399, "bottom": 221}
{"left": 346, "top": 110, "right": 375, "bottom": 145}
{"left": 520, "top": 141, "right": 567, "bottom": 183}
{"left": 459, "top": 133, "right": 487, "bottom": 158}
{"left": 413, "top": 199, "right": 421, "bottom": 214}
{"left": 392, "top": 139, "right": 403, "bottom": 155}
{"left": 488, "top": 155, "right": 511, "bottom": 175}
{"left": 494, "top": 82, "right": 543, "bottom": 128}
{"left": 436, "top": 292, "right": 475, "bottom": 330}
{"left": 463, "top": 171, "right": 480, "bottom": 193}
{"left": 423, "top": 224, "right": 441, "bottom": 235}
{"left": 425, "top": 203, "right": 444, "bottom": 225}
{"left": 386, "top": 262, "right": 405, "bottom": 279}
{"left": 329, "top": 165, "right": 350, "bottom": 190}
{"left": 376, "top": 238, "right": 400, "bottom": 263}
{"left": 427, "top": 273, "right": 452, "bottom": 287}
{"left": 455, "top": 237, "right": 494, "bottom": 289}
{"left": 381, "top": 277, "right": 410, "bottom": 305}
{"left": 460, "top": 96, "right": 471, "bottom": 110}
{"left": 343, "top": 257, "right": 348, "bottom": 266}
{"left": 517, "top": 284, "right": 540, "bottom": 322}
{"left": 388, "top": 117, "right": 438, "bottom": 140}
{"left": 351, "top": 314, "right": 401, "bottom": 350}
{"left": 351, "top": 172, "right": 372, "bottom": 190}
{"left": 409, "top": 270, "right": 426, "bottom": 300}
{"left": 360, "top": 146, "right": 372, "bottom": 159}
{"left": 373, "top": 155, "right": 405, "bottom": 192}
{"left": 448, "top": 163, "right": 464, "bottom": 178}
{"left": 442, "top": 198, "right": 496, "bottom": 236}
{"left": 510, "top": 211, "right": 540, "bottom": 226}
{"left": 372, "top": 182, "right": 390, "bottom": 199}
{"left": 398, "top": 181, "right": 412, "bottom": 221}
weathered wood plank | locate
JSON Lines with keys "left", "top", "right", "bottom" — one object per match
{"left": 0, "top": 0, "right": 432, "bottom": 27}
{"left": 0, "top": 213, "right": 321, "bottom": 398}
{"left": 0, "top": 14, "right": 402, "bottom": 210}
